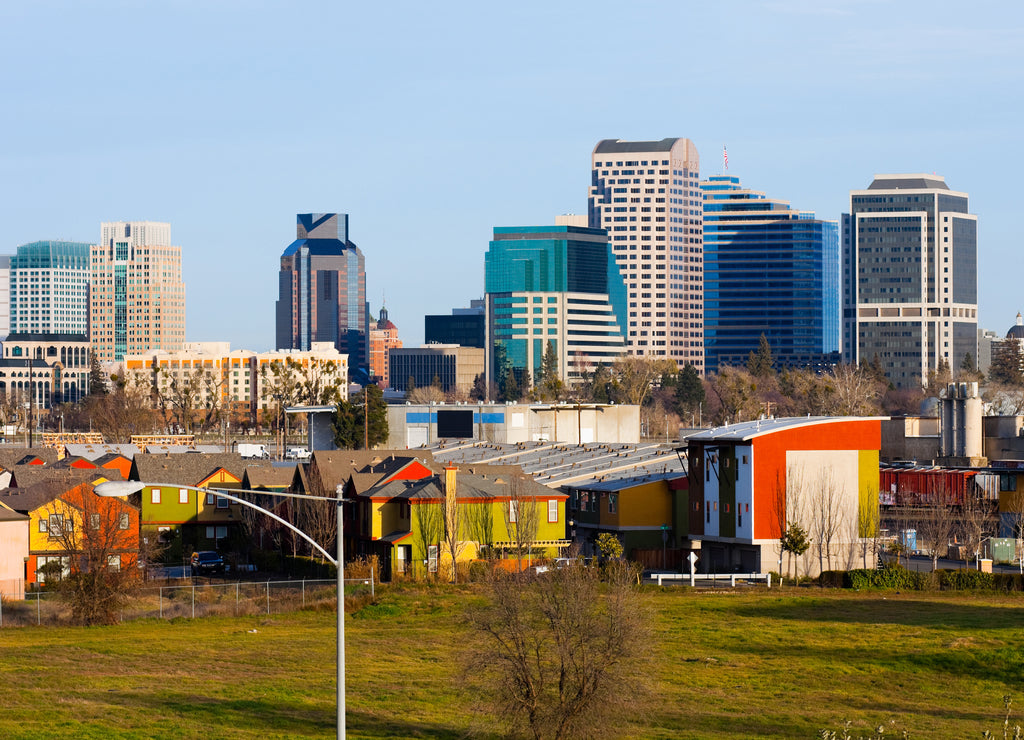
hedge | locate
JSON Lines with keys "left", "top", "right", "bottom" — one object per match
{"left": 817, "top": 563, "right": 1024, "bottom": 592}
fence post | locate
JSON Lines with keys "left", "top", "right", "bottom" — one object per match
{"left": 1, "top": 593, "right": 3, "bottom": 628}
{"left": 37, "top": 592, "right": 40, "bottom": 625}
{"left": 192, "top": 586, "right": 195, "bottom": 619}
{"left": 160, "top": 587, "right": 163, "bottom": 619}
{"left": 371, "top": 567, "right": 375, "bottom": 599}
{"left": 767, "top": 573, "right": 772, "bottom": 589}
{"left": 235, "top": 582, "right": 239, "bottom": 616}
{"left": 730, "top": 574, "right": 736, "bottom": 587}
{"left": 266, "top": 581, "right": 270, "bottom": 615}
{"left": 302, "top": 579, "right": 305, "bottom": 608}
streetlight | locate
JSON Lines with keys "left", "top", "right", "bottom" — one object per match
{"left": 95, "top": 480, "right": 348, "bottom": 740}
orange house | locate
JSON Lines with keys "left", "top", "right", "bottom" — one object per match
{"left": 0, "top": 479, "right": 140, "bottom": 586}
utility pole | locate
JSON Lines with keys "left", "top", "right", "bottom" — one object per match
{"left": 363, "top": 388, "right": 369, "bottom": 450}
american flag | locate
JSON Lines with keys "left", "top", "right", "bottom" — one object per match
{"left": 723, "top": 146, "right": 728, "bottom": 170}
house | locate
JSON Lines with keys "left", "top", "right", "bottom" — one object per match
{"left": 129, "top": 453, "right": 270, "bottom": 555}
{"left": 0, "top": 476, "right": 139, "bottom": 587}
{"left": 355, "top": 464, "right": 569, "bottom": 580}
{"left": 682, "top": 416, "right": 883, "bottom": 576}
{"left": 565, "top": 471, "right": 688, "bottom": 568}
{"left": 0, "top": 503, "right": 29, "bottom": 599}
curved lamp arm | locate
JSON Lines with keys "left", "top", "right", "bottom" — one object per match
{"left": 94, "top": 480, "right": 340, "bottom": 566}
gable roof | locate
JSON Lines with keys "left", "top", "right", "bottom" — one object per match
{"left": 131, "top": 453, "right": 270, "bottom": 487}
{"left": 0, "top": 447, "right": 60, "bottom": 470}
{"left": 7, "top": 465, "right": 120, "bottom": 492}
{"left": 307, "top": 449, "right": 437, "bottom": 496}
{"left": 362, "top": 469, "right": 562, "bottom": 503}
{"left": 0, "top": 473, "right": 98, "bottom": 513}
{"left": 241, "top": 465, "right": 297, "bottom": 491}
{"left": 63, "top": 444, "right": 141, "bottom": 461}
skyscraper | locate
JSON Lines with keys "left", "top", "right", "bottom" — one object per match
{"left": 842, "top": 174, "right": 978, "bottom": 388}
{"left": 701, "top": 175, "right": 839, "bottom": 373}
{"left": 589, "top": 138, "right": 703, "bottom": 371}
{"left": 484, "top": 217, "right": 627, "bottom": 387}
{"left": 91, "top": 221, "right": 186, "bottom": 362}
{"left": 10, "top": 240, "right": 91, "bottom": 336}
{"left": 276, "top": 213, "right": 366, "bottom": 375}
{"left": 368, "top": 304, "right": 402, "bottom": 388}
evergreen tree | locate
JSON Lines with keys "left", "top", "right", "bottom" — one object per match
{"left": 332, "top": 384, "right": 389, "bottom": 449}
{"left": 535, "top": 341, "right": 563, "bottom": 401}
{"left": 470, "top": 373, "right": 487, "bottom": 401}
{"left": 502, "top": 366, "right": 521, "bottom": 402}
{"left": 746, "top": 334, "right": 775, "bottom": 378}
{"left": 89, "top": 355, "right": 108, "bottom": 396}
{"left": 674, "top": 364, "right": 705, "bottom": 420}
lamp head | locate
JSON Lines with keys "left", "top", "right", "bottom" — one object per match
{"left": 94, "top": 480, "right": 146, "bottom": 497}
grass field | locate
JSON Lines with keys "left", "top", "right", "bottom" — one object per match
{"left": 1, "top": 585, "right": 1022, "bottom": 739}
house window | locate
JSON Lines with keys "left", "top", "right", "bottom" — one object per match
{"left": 1000, "top": 474, "right": 1017, "bottom": 492}
{"left": 119, "top": 513, "right": 130, "bottom": 530}
{"left": 48, "top": 514, "right": 64, "bottom": 536}
{"left": 216, "top": 496, "right": 229, "bottom": 509}
{"left": 608, "top": 494, "right": 618, "bottom": 515}
{"left": 90, "top": 513, "right": 101, "bottom": 530}
{"left": 548, "top": 499, "right": 558, "bottom": 523}
{"left": 38, "top": 519, "right": 48, "bottom": 533}
{"left": 107, "top": 555, "right": 121, "bottom": 571}
{"left": 179, "top": 489, "right": 189, "bottom": 504}
{"left": 427, "top": 545, "right": 438, "bottom": 573}
{"left": 151, "top": 489, "right": 161, "bottom": 505}
{"left": 205, "top": 493, "right": 215, "bottom": 505}
{"left": 742, "top": 455, "right": 748, "bottom": 465}
{"left": 509, "top": 501, "right": 518, "bottom": 523}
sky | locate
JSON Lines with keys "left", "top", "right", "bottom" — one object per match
{"left": 2, "top": 0, "right": 1022, "bottom": 351}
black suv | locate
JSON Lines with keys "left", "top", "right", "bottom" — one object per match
{"left": 190, "top": 551, "right": 225, "bottom": 574}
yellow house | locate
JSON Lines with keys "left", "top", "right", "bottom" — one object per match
{"left": 355, "top": 464, "right": 569, "bottom": 579}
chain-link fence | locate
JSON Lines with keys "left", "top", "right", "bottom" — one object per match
{"left": 0, "top": 572, "right": 375, "bottom": 628}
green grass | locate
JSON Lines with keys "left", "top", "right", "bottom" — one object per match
{"left": 0, "top": 585, "right": 1022, "bottom": 738}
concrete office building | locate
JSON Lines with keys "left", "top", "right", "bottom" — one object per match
{"left": 842, "top": 175, "right": 977, "bottom": 388}
{"left": 91, "top": 221, "right": 186, "bottom": 361}
{"left": 702, "top": 176, "right": 840, "bottom": 373}
{"left": 589, "top": 138, "right": 704, "bottom": 371}
{"left": 425, "top": 300, "right": 485, "bottom": 348}
{"left": 9, "top": 241, "right": 91, "bottom": 336}
{"left": 484, "top": 217, "right": 627, "bottom": 388}
{"left": 275, "top": 213, "right": 367, "bottom": 375}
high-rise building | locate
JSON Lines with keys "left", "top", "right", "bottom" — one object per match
{"left": 368, "top": 305, "right": 402, "bottom": 388}
{"left": 0, "top": 255, "right": 10, "bottom": 340}
{"left": 484, "top": 218, "right": 627, "bottom": 387}
{"left": 589, "top": 138, "right": 703, "bottom": 370}
{"left": 842, "top": 174, "right": 978, "bottom": 388}
{"left": 701, "top": 175, "right": 840, "bottom": 373}
{"left": 276, "top": 213, "right": 367, "bottom": 375}
{"left": 9, "top": 241, "right": 91, "bottom": 336}
{"left": 91, "top": 222, "right": 186, "bottom": 362}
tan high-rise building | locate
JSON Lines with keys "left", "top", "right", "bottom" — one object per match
{"left": 91, "top": 221, "right": 186, "bottom": 361}
{"left": 589, "top": 138, "right": 703, "bottom": 372}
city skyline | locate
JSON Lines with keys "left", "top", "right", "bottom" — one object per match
{"left": 2, "top": 1, "right": 1021, "bottom": 352}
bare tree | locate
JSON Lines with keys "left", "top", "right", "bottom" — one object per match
{"left": 465, "top": 496, "right": 495, "bottom": 559}
{"left": 154, "top": 366, "right": 223, "bottom": 433}
{"left": 408, "top": 385, "right": 446, "bottom": 404}
{"left": 958, "top": 490, "right": 996, "bottom": 567}
{"left": 809, "top": 468, "right": 845, "bottom": 574}
{"left": 412, "top": 500, "right": 443, "bottom": 579}
{"left": 44, "top": 482, "right": 140, "bottom": 625}
{"left": 441, "top": 469, "right": 469, "bottom": 583}
{"left": 504, "top": 474, "right": 540, "bottom": 572}
{"left": 857, "top": 490, "right": 881, "bottom": 569}
{"left": 914, "top": 478, "right": 959, "bottom": 571}
{"left": 463, "top": 561, "right": 651, "bottom": 740}
{"left": 614, "top": 355, "right": 676, "bottom": 407}
{"left": 707, "top": 366, "right": 763, "bottom": 425}
{"left": 825, "top": 364, "right": 885, "bottom": 416}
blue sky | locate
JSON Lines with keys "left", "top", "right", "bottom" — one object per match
{"left": 2, "top": 0, "right": 1022, "bottom": 351}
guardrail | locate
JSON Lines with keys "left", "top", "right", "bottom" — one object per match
{"left": 653, "top": 572, "right": 772, "bottom": 588}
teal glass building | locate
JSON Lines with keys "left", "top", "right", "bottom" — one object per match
{"left": 702, "top": 176, "right": 839, "bottom": 373}
{"left": 10, "top": 240, "right": 92, "bottom": 336}
{"left": 484, "top": 223, "right": 627, "bottom": 386}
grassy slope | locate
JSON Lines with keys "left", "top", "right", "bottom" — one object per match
{"left": 0, "top": 587, "right": 1021, "bottom": 739}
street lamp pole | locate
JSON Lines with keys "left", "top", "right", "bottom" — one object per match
{"left": 95, "top": 480, "right": 347, "bottom": 740}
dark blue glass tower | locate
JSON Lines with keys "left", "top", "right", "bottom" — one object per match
{"left": 702, "top": 176, "right": 839, "bottom": 373}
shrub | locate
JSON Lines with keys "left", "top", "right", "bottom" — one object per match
{"left": 847, "top": 563, "right": 931, "bottom": 591}
{"left": 993, "top": 573, "right": 1024, "bottom": 592}
{"left": 939, "top": 568, "right": 994, "bottom": 591}
{"left": 818, "top": 570, "right": 851, "bottom": 589}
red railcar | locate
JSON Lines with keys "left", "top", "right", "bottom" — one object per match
{"left": 879, "top": 467, "right": 977, "bottom": 507}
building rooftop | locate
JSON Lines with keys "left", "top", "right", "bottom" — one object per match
{"left": 593, "top": 138, "right": 680, "bottom": 154}
{"left": 684, "top": 416, "right": 886, "bottom": 443}
{"left": 866, "top": 174, "right": 949, "bottom": 191}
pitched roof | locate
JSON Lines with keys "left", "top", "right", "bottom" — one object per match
{"left": 131, "top": 453, "right": 271, "bottom": 487}
{"left": 0, "top": 473, "right": 97, "bottom": 513}
{"left": 0, "top": 447, "right": 59, "bottom": 470}
{"left": 363, "top": 469, "right": 559, "bottom": 503}
{"left": 7, "top": 465, "right": 120, "bottom": 492}
{"left": 241, "top": 466, "right": 297, "bottom": 490}
{"left": 63, "top": 444, "right": 141, "bottom": 461}
{"left": 308, "top": 449, "right": 437, "bottom": 495}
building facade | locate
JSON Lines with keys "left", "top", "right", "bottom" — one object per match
{"left": 368, "top": 305, "right": 402, "bottom": 388}
{"left": 484, "top": 220, "right": 627, "bottom": 387}
{"left": 424, "top": 300, "right": 485, "bottom": 348}
{"left": 0, "top": 256, "right": 9, "bottom": 340}
{"left": 0, "top": 333, "right": 90, "bottom": 407}
{"left": 10, "top": 240, "right": 91, "bottom": 336}
{"left": 123, "top": 341, "right": 348, "bottom": 426}
{"left": 388, "top": 345, "right": 484, "bottom": 396}
{"left": 91, "top": 221, "right": 186, "bottom": 362}
{"left": 589, "top": 138, "right": 704, "bottom": 370}
{"left": 275, "top": 213, "right": 367, "bottom": 375}
{"left": 701, "top": 176, "right": 840, "bottom": 373}
{"left": 842, "top": 175, "right": 978, "bottom": 388}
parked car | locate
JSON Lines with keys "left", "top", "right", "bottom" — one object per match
{"left": 190, "top": 551, "right": 225, "bottom": 574}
